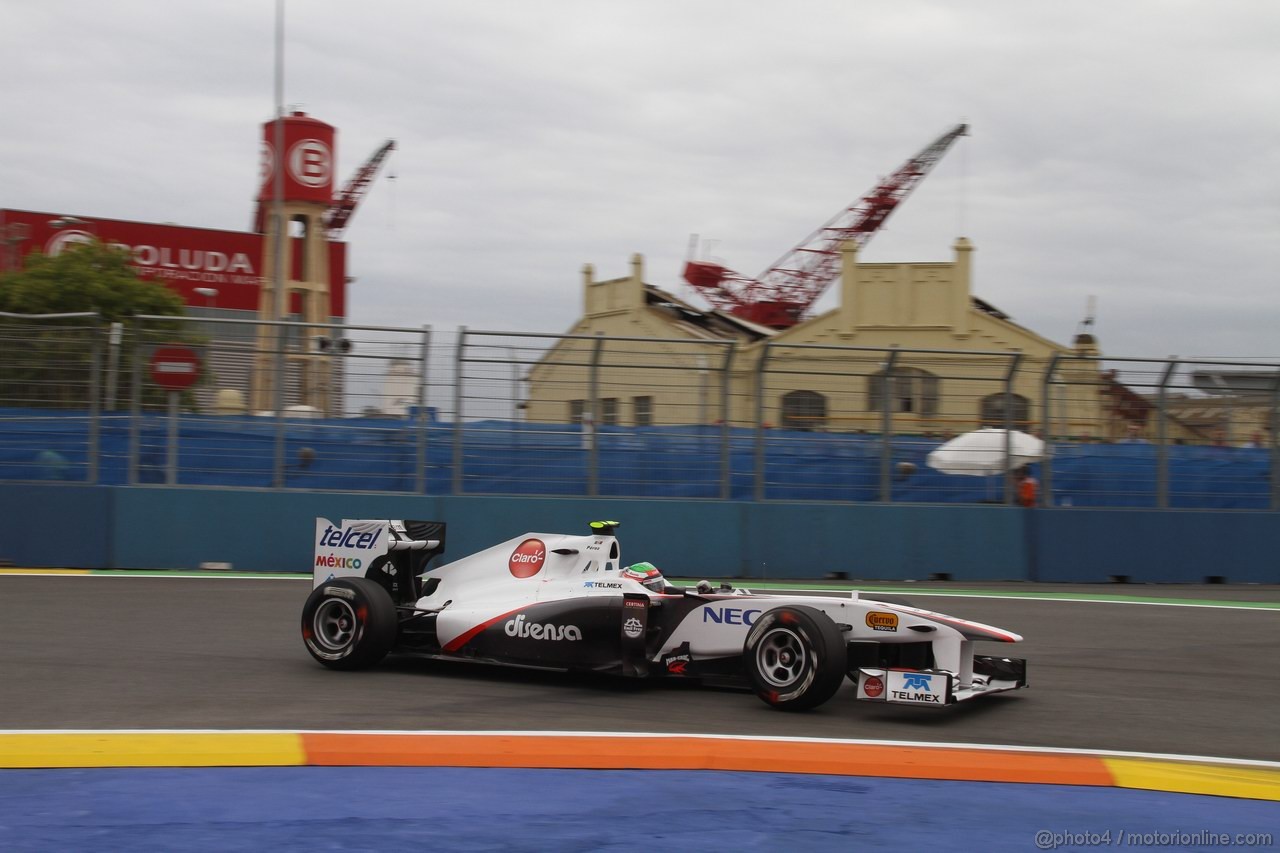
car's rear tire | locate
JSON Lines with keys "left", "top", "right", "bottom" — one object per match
{"left": 301, "top": 578, "right": 398, "bottom": 670}
{"left": 743, "top": 605, "right": 846, "bottom": 711}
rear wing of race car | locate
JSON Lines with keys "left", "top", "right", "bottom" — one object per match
{"left": 313, "top": 518, "right": 446, "bottom": 603}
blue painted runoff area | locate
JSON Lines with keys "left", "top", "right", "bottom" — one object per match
{"left": 2, "top": 483, "right": 1278, "bottom": 583}
{"left": 0, "top": 767, "right": 1276, "bottom": 852}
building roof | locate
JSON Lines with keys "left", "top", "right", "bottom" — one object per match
{"left": 642, "top": 285, "right": 774, "bottom": 341}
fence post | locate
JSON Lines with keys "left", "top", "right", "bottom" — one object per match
{"left": 87, "top": 317, "right": 103, "bottom": 485}
{"left": 754, "top": 343, "right": 773, "bottom": 501}
{"left": 1156, "top": 359, "right": 1178, "bottom": 509}
{"left": 415, "top": 325, "right": 431, "bottom": 495}
{"left": 452, "top": 327, "right": 466, "bottom": 496}
{"left": 1003, "top": 353, "right": 1023, "bottom": 505}
{"left": 271, "top": 320, "right": 288, "bottom": 489}
{"left": 720, "top": 341, "right": 736, "bottom": 500}
{"left": 1040, "top": 354, "right": 1060, "bottom": 505}
{"left": 1271, "top": 368, "right": 1280, "bottom": 511}
{"left": 879, "top": 348, "right": 899, "bottom": 502}
{"left": 127, "top": 319, "right": 143, "bottom": 486}
{"left": 587, "top": 334, "right": 603, "bottom": 498}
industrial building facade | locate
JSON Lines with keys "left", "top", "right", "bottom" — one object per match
{"left": 526, "top": 239, "right": 1217, "bottom": 442}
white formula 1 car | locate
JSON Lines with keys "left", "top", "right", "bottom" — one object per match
{"left": 302, "top": 519, "right": 1027, "bottom": 711}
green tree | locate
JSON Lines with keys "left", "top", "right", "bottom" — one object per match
{"left": 0, "top": 240, "right": 184, "bottom": 319}
{"left": 0, "top": 241, "right": 193, "bottom": 409}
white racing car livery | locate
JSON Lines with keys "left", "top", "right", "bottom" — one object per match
{"left": 302, "top": 519, "right": 1028, "bottom": 711}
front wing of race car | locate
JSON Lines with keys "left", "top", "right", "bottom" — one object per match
{"left": 852, "top": 657, "right": 1028, "bottom": 706}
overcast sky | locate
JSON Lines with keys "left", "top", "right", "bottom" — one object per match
{"left": 3, "top": 1, "right": 1277, "bottom": 360}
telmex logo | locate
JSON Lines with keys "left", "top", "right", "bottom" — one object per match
{"left": 509, "top": 539, "right": 546, "bottom": 578}
{"left": 901, "top": 673, "right": 933, "bottom": 691}
{"left": 866, "top": 611, "right": 899, "bottom": 632}
{"left": 317, "top": 525, "right": 382, "bottom": 550}
{"left": 703, "top": 607, "right": 761, "bottom": 626}
{"left": 504, "top": 614, "right": 582, "bottom": 642}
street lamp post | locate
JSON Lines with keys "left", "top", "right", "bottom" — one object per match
{"left": 193, "top": 286, "right": 219, "bottom": 310}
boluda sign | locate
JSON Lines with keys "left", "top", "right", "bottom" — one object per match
{"left": 0, "top": 209, "right": 348, "bottom": 316}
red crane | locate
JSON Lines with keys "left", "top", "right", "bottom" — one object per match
{"left": 683, "top": 124, "right": 968, "bottom": 329}
{"left": 323, "top": 139, "right": 396, "bottom": 238}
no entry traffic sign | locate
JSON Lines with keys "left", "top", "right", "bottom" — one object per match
{"left": 150, "top": 345, "right": 202, "bottom": 390}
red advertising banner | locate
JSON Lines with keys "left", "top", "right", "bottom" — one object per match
{"left": 0, "top": 209, "right": 347, "bottom": 317}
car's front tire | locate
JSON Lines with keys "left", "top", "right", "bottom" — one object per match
{"left": 301, "top": 578, "right": 398, "bottom": 670}
{"left": 743, "top": 605, "right": 846, "bottom": 711}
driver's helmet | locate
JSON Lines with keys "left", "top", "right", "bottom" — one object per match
{"left": 621, "top": 561, "right": 667, "bottom": 593}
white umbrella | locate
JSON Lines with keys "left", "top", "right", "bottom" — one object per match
{"left": 926, "top": 428, "right": 1045, "bottom": 476}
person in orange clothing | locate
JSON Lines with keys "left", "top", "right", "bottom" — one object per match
{"left": 1014, "top": 466, "right": 1038, "bottom": 507}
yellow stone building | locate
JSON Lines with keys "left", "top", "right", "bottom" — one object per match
{"left": 526, "top": 239, "right": 1125, "bottom": 438}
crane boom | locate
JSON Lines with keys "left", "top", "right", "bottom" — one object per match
{"left": 323, "top": 139, "right": 396, "bottom": 237}
{"left": 684, "top": 123, "right": 968, "bottom": 328}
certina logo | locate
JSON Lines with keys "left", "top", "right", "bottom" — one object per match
{"left": 703, "top": 607, "right": 761, "bottom": 626}
{"left": 508, "top": 539, "right": 546, "bottom": 578}
{"left": 504, "top": 614, "right": 582, "bottom": 642}
{"left": 866, "top": 611, "right": 899, "bottom": 632}
{"left": 317, "top": 525, "right": 383, "bottom": 550}
{"left": 289, "top": 139, "right": 333, "bottom": 187}
{"left": 622, "top": 617, "right": 644, "bottom": 639}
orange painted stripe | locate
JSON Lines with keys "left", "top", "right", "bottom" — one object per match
{"left": 300, "top": 734, "right": 1114, "bottom": 787}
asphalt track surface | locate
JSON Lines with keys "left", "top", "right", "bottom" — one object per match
{"left": 3, "top": 576, "right": 1278, "bottom": 761}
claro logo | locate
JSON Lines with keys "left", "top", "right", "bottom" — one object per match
{"left": 504, "top": 614, "right": 582, "bottom": 642}
{"left": 508, "top": 539, "right": 546, "bottom": 578}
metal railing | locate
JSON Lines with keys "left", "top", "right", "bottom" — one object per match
{"left": 1, "top": 314, "right": 1276, "bottom": 509}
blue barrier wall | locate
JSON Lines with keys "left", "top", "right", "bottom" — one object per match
{"left": 0, "top": 485, "right": 113, "bottom": 568}
{"left": 1, "top": 484, "right": 1275, "bottom": 583}
{"left": 1032, "top": 509, "right": 1280, "bottom": 583}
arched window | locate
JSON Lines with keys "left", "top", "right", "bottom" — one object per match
{"left": 867, "top": 367, "right": 939, "bottom": 416}
{"left": 781, "top": 390, "right": 827, "bottom": 431}
{"left": 980, "top": 392, "right": 1031, "bottom": 428}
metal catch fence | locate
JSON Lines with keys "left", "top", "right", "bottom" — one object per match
{"left": 0, "top": 314, "right": 1276, "bottom": 509}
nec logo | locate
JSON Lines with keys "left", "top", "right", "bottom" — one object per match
{"left": 901, "top": 673, "right": 933, "bottom": 691}
{"left": 317, "top": 525, "right": 381, "bottom": 550}
{"left": 702, "top": 607, "right": 761, "bottom": 626}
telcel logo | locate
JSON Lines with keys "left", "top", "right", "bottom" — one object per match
{"left": 702, "top": 607, "right": 761, "bottom": 626}
{"left": 317, "top": 525, "right": 381, "bottom": 550}
{"left": 509, "top": 539, "right": 546, "bottom": 578}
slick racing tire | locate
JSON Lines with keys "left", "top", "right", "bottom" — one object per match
{"left": 301, "top": 578, "right": 398, "bottom": 671}
{"left": 743, "top": 605, "right": 847, "bottom": 712}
